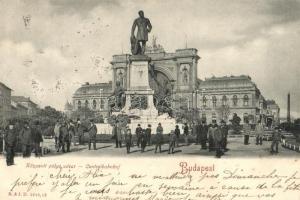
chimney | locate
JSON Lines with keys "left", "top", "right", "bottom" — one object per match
{"left": 287, "top": 93, "right": 291, "bottom": 124}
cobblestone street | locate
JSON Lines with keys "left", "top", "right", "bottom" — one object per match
{"left": 39, "top": 136, "right": 299, "bottom": 158}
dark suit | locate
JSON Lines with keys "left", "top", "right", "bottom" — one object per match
{"left": 88, "top": 124, "right": 97, "bottom": 150}
{"left": 4, "top": 128, "right": 17, "bottom": 166}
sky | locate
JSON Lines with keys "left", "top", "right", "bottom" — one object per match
{"left": 0, "top": 0, "right": 299, "bottom": 118}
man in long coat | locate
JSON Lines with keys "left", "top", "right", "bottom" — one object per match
{"left": 20, "top": 121, "right": 32, "bottom": 157}
{"left": 213, "top": 123, "right": 224, "bottom": 158}
{"left": 135, "top": 124, "right": 143, "bottom": 147}
{"left": 199, "top": 120, "right": 208, "bottom": 149}
{"left": 4, "top": 123, "right": 17, "bottom": 166}
{"left": 31, "top": 121, "right": 43, "bottom": 157}
{"left": 88, "top": 119, "right": 97, "bottom": 150}
{"left": 155, "top": 123, "right": 163, "bottom": 153}
{"left": 220, "top": 120, "right": 229, "bottom": 152}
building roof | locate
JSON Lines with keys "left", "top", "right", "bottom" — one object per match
{"left": 74, "top": 81, "right": 112, "bottom": 96}
{"left": 198, "top": 75, "right": 257, "bottom": 90}
{"left": 0, "top": 82, "right": 12, "bottom": 91}
{"left": 11, "top": 96, "right": 37, "bottom": 106}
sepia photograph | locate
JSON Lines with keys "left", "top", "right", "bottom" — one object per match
{"left": 0, "top": 1, "right": 300, "bottom": 199}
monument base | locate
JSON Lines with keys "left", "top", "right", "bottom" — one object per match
{"left": 111, "top": 54, "right": 178, "bottom": 134}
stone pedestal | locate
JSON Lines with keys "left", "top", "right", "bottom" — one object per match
{"left": 113, "top": 54, "right": 177, "bottom": 134}
{"left": 122, "top": 55, "right": 158, "bottom": 117}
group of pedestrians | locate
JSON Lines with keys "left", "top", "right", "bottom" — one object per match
{"left": 243, "top": 119, "right": 282, "bottom": 154}
{"left": 54, "top": 120, "right": 75, "bottom": 153}
{"left": 3, "top": 120, "right": 43, "bottom": 166}
{"left": 54, "top": 118, "right": 98, "bottom": 152}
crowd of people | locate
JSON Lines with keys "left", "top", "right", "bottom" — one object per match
{"left": 109, "top": 120, "right": 229, "bottom": 158}
{"left": 1, "top": 116, "right": 284, "bottom": 166}
{"left": 1, "top": 120, "right": 43, "bottom": 166}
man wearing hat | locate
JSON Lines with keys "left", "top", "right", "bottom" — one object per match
{"left": 155, "top": 123, "right": 163, "bottom": 153}
{"left": 220, "top": 120, "right": 229, "bottom": 152}
{"left": 140, "top": 129, "right": 148, "bottom": 152}
{"left": 242, "top": 119, "right": 251, "bottom": 145}
{"left": 135, "top": 124, "right": 142, "bottom": 147}
{"left": 213, "top": 121, "right": 224, "bottom": 158}
{"left": 199, "top": 120, "right": 208, "bottom": 149}
{"left": 145, "top": 124, "right": 152, "bottom": 146}
{"left": 31, "top": 120, "right": 43, "bottom": 157}
{"left": 88, "top": 119, "right": 97, "bottom": 150}
{"left": 20, "top": 121, "right": 32, "bottom": 157}
{"left": 168, "top": 130, "right": 176, "bottom": 154}
{"left": 4, "top": 123, "right": 17, "bottom": 166}
{"left": 271, "top": 127, "right": 281, "bottom": 154}
{"left": 208, "top": 120, "right": 218, "bottom": 152}
{"left": 124, "top": 126, "right": 132, "bottom": 153}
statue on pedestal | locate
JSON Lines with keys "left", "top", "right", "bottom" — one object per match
{"left": 131, "top": 10, "right": 152, "bottom": 55}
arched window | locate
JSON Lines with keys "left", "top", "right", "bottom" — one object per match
{"left": 232, "top": 95, "right": 238, "bottom": 106}
{"left": 212, "top": 96, "right": 217, "bottom": 108}
{"left": 202, "top": 96, "right": 207, "bottom": 107}
{"left": 243, "top": 95, "right": 249, "bottom": 106}
{"left": 93, "top": 99, "right": 97, "bottom": 110}
{"left": 100, "top": 98, "right": 105, "bottom": 110}
{"left": 85, "top": 100, "right": 89, "bottom": 108}
{"left": 78, "top": 101, "right": 81, "bottom": 109}
{"left": 222, "top": 95, "right": 227, "bottom": 106}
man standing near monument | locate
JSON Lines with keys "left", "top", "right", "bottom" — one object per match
{"left": 131, "top": 10, "right": 152, "bottom": 55}
{"left": 135, "top": 124, "right": 142, "bottom": 147}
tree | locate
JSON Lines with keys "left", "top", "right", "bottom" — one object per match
{"left": 216, "top": 105, "right": 230, "bottom": 122}
{"left": 71, "top": 107, "right": 95, "bottom": 120}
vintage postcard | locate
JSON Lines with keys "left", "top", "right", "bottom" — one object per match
{"left": 0, "top": 0, "right": 300, "bottom": 199}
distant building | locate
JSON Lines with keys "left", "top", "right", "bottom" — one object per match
{"left": 10, "top": 100, "right": 28, "bottom": 118}
{"left": 64, "top": 101, "right": 73, "bottom": 118}
{"left": 71, "top": 43, "right": 280, "bottom": 126}
{"left": 72, "top": 82, "right": 113, "bottom": 118}
{"left": 0, "top": 82, "right": 12, "bottom": 120}
{"left": 11, "top": 96, "right": 38, "bottom": 116}
{"left": 266, "top": 100, "right": 280, "bottom": 125}
{"left": 196, "top": 75, "right": 278, "bottom": 124}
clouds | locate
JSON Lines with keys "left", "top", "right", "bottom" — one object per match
{"left": 0, "top": 0, "right": 299, "bottom": 118}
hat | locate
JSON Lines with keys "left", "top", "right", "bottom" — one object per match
{"left": 148, "top": 124, "right": 151, "bottom": 127}
{"left": 212, "top": 119, "right": 217, "bottom": 123}
{"left": 138, "top": 124, "right": 141, "bottom": 126}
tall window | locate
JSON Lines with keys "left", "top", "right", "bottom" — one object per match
{"left": 222, "top": 95, "right": 227, "bottom": 106}
{"left": 232, "top": 95, "right": 238, "bottom": 106}
{"left": 202, "top": 96, "right": 207, "bottom": 107}
{"left": 100, "top": 98, "right": 105, "bottom": 110}
{"left": 243, "top": 95, "right": 249, "bottom": 106}
{"left": 212, "top": 112, "right": 216, "bottom": 119}
{"left": 78, "top": 101, "right": 81, "bottom": 109}
{"left": 85, "top": 100, "right": 89, "bottom": 108}
{"left": 212, "top": 96, "right": 217, "bottom": 108}
{"left": 202, "top": 113, "right": 206, "bottom": 121}
{"left": 93, "top": 99, "right": 97, "bottom": 110}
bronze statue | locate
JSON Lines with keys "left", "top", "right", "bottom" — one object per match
{"left": 131, "top": 10, "right": 152, "bottom": 55}
{"left": 109, "top": 81, "right": 125, "bottom": 111}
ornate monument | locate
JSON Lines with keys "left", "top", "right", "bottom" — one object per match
{"left": 110, "top": 11, "right": 177, "bottom": 132}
